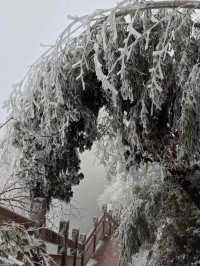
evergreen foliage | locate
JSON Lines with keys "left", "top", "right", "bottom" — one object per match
{"left": 7, "top": 1, "right": 200, "bottom": 208}
{"left": 3, "top": 0, "right": 200, "bottom": 264}
{"left": 0, "top": 224, "right": 52, "bottom": 265}
{"left": 7, "top": 1, "right": 200, "bottom": 207}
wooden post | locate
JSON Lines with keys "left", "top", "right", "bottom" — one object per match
{"left": 80, "top": 234, "right": 86, "bottom": 266}
{"left": 102, "top": 205, "right": 107, "bottom": 238}
{"left": 102, "top": 204, "right": 107, "bottom": 213}
{"left": 58, "top": 221, "right": 69, "bottom": 266}
{"left": 30, "top": 197, "right": 47, "bottom": 227}
{"left": 108, "top": 209, "right": 113, "bottom": 236}
{"left": 30, "top": 197, "right": 47, "bottom": 265}
{"left": 93, "top": 217, "right": 98, "bottom": 255}
{"left": 71, "top": 229, "right": 79, "bottom": 266}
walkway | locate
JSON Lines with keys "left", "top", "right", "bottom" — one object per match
{"left": 95, "top": 238, "right": 120, "bottom": 266}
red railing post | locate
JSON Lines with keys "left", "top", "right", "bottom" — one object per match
{"left": 93, "top": 217, "right": 98, "bottom": 256}
{"left": 108, "top": 209, "right": 113, "bottom": 236}
{"left": 58, "top": 220, "right": 69, "bottom": 266}
{"left": 102, "top": 205, "right": 107, "bottom": 239}
{"left": 71, "top": 229, "right": 79, "bottom": 266}
{"left": 30, "top": 197, "right": 47, "bottom": 228}
{"left": 30, "top": 197, "right": 47, "bottom": 266}
{"left": 80, "top": 234, "right": 86, "bottom": 266}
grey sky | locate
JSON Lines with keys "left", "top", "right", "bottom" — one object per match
{"left": 0, "top": 0, "right": 117, "bottom": 122}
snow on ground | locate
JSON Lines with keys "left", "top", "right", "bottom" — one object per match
{"left": 96, "top": 240, "right": 104, "bottom": 252}
{"left": 130, "top": 247, "right": 149, "bottom": 266}
{"left": 86, "top": 258, "right": 97, "bottom": 266}
{"left": 85, "top": 241, "right": 104, "bottom": 266}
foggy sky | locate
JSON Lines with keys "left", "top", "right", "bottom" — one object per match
{"left": 0, "top": 0, "right": 117, "bottom": 122}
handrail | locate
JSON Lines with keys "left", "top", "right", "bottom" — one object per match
{"left": 0, "top": 204, "right": 117, "bottom": 266}
{"left": 84, "top": 214, "right": 104, "bottom": 246}
{"left": 0, "top": 205, "right": 80, "bottom": 249}
{"left": 0, "top": 205, "right": 34, "bottom": 227}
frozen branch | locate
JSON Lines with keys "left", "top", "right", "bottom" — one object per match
{"left": 0, "top": 116, "right": 14, "bottom": 130}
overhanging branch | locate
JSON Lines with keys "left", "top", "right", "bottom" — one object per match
{"left": 117, "top": 0, "right": 200, "bottom": 17}
{"left": 0, "top": 117, "right": 14, "bottom": 130}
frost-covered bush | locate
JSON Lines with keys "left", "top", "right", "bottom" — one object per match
{"left": 0, "top": 124, "right": 29, "bottom": 213}
{"left": 99, "top": 163, "right": 163, "bottom": 265}
{"left": 101, "top": 162, "right": 200, "bottom": 266}
{"left": 182, "top": 64, "right": 200, "bottom": 155}
{"left": 0, "top": 223, "right": 53, "bottom": 266}
{"left": 118, "top": 164, "right": 162, "bottom": 262}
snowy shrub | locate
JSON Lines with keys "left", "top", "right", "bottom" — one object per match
{"left": 0, "top": 223, "right": 54, "bottom": 266}
{"left": 100, "top": 162, "right": 200, "bottom": 265}
{"left": 99, "top": 163, "right": 163, "bottom": 265}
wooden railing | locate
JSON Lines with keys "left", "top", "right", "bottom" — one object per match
{"left": 0, "top": 204, "right": 118, "bottom": 266}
